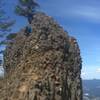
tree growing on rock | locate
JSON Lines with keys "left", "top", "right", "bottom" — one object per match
{"left": 0, "top": 0, "right": 15, "bottom": 33}
{"left": 0, "top": 0, "right": 15, "bottom": 54}
{"left": 15, "top": 0, "right": 39, "bottom": 24}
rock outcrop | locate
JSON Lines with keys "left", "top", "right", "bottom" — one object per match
{"left": 0, "top": 12, "right": 83, "bottom": 100}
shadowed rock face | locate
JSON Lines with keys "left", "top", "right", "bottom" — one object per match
{"left": 1, "top": 12, "right": 83, "bottom": 100}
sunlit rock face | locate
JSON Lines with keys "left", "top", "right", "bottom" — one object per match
{"left": 1, "top": 12, "right": 82, "bottom": 100}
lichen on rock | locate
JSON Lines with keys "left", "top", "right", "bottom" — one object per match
{"left": 0, "top": 12, "right": 83, "bottom": 100}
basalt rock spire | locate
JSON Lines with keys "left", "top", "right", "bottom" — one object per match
{"left": 0, "top": 12, "right": 83, "bottom": 100}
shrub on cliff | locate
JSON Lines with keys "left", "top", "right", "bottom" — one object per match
{"left": 6, "top": 33, "right": 17, "bottom": 40}
{"left": 15, "top": 0, "right": 39, "bottom": 24}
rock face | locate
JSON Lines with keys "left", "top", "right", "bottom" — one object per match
{"left": 1, "top": 12, "right": 83, "bottom": 100}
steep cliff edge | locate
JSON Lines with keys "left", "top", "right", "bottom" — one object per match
{"left": 0, "top": 12, "right": 83, "bottom": 100}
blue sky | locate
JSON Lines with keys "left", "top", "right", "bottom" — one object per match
{"left": 1, "top": 0, "right": 100, "bottom": 79}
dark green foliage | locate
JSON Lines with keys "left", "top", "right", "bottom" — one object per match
{"left": 6, "top": 33, "right": 17, "bottom": 40}
{"left": 0, "top": 1, "right": 15, "bottom": 55}
{"left": 0, "top": 20, "right": 15, "bottom": 32}
{"left": 15, "top": 0, "right": 39, "bottom": 36}
{"left": 0, "top": 40, "right": 7, "bottom": 45}
{"left": 0, "top": 0, "right": 15, "bottom": 44}
{"left": 0, "top": 50, "right": 4, "bottom": 54}
{"left": 0, "top": 0, "right": 15, "bottom": 32}
{"left": 15, "top": 0, "right": 39, "bottom": 23}
{"left": 0, "top": 40, "right": 7, "bottom": 55}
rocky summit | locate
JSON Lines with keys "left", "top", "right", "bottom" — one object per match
{"left": 0, "top": 12, "right": 83, "bottom": 100}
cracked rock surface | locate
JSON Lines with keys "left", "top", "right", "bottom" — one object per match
{"left": 0, "top": 12, "right": 83, "bottom": 100}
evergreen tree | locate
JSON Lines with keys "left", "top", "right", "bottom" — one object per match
{"left": 0, "top": 0, "right": 15, "bottom": 53}
{"left": 15, "top": 0, "right": 39, "bottom": 24}
{"left": 0, "top": 1, "right": 15, "bottom": 33}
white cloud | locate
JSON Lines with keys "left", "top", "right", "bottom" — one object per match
{"left": 81, "top": 65, "right": 100, "bottom": 79}
{"left": 69, "top": 6, "right": 100, "bottom": 23}
{"left": 81, "top": 72, "right": 86, "bottom": 76}
{"left": 39, "top": 0, "right": 100, "bottom": 23}
{"left": 96, "top": 68, "right": 100, "bottom": 73}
